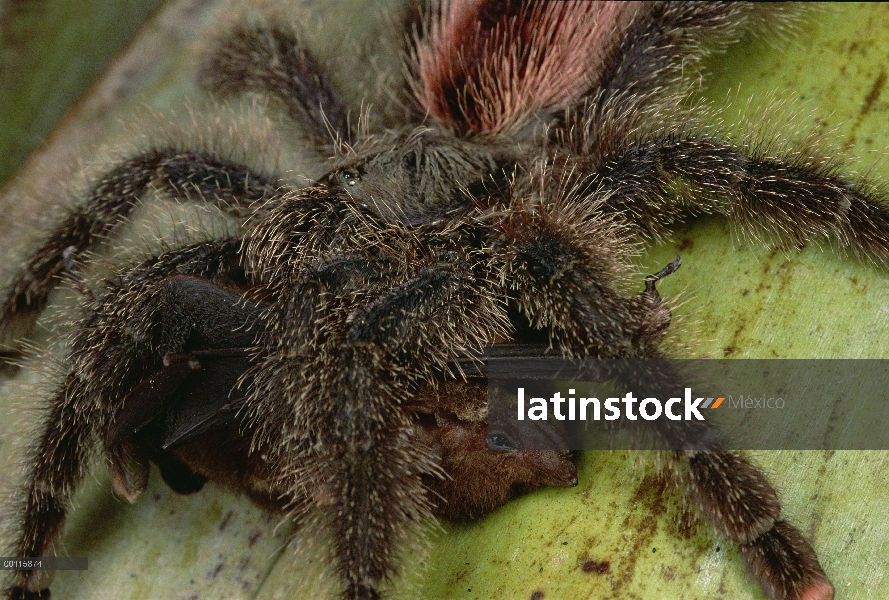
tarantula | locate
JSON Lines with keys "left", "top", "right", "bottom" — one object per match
{"left": 5, "top": 0, "right": 886, "bottom": 598}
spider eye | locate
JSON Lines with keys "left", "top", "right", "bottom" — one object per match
{"left": 338, "top": 170, "right": 360, "bottom": 187}
{"left": 487, "top": 431, "right": 515, "bottom": 451}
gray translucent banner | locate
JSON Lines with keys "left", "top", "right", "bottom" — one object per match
{"left": 486, "top": 359, "right": 889, "bottom": 450}
{"left": 0, "top": 557, "right": 88, "bottom": 570}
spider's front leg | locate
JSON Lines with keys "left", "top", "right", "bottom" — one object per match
{"left": 484, "top": 191, "right": 833, "bottom": 600}
{"left": 587, "top": 132, "right": 889, "bottom": 265}
{"left": 199, "top": 21, "right": 354, "bottom": 150}
{"left": 249, "top": 255, "right": 503, "bottom": 599}
{"left": 0, "top": 151, "right": 279, "bottom": 338}
{"left": 4, "top": 239, "right": 267, "bottom": 600}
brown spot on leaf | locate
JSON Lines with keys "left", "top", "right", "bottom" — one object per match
{"left": 218, "top": 510, "right": 233, "bottom": 532}
{"left": 861, "top": 69, "right": 886, "bottom": 116}
{"left": 582, "top": 560, "right": 610, "bottom": 574}
{"left": 530, "top": 591, "right": 545, "bottom": 600}
{"left": 208, "top": 562, "right": 224, "bottom": 579}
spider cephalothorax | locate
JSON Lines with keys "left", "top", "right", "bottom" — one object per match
{"left": 5, "top": 2, "right": 883, "bottom": 599}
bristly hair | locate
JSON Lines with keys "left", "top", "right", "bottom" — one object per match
{"left": 409, "top": 0, "right": 640, "bottom": 136}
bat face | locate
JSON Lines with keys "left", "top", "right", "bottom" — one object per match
{"left": 0, "top": 2, "right": 887, "bottom": 600}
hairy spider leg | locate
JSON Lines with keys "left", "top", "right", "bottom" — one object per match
{"left": 6, "top": 239, "right": 263, "bottom": 599}
{"left": 580, "top": 4, "right": 796, "bottom": 124}
{"left": 7, "top": 376, "right": 89, "bottom": 600}
{"left": 249, "top": 262, "right": 499, "bottom": 598}
{"left": 200, "top": 23, "right": 355, "bottom": 150}
{"left": 579, "top": 133, "right": 889, "bottom": 264}
{"left": 0, "top": 153, "right": 277, "bottom": 336}
{"left": 685, "top": 452, "right": 833, "bottom": 600}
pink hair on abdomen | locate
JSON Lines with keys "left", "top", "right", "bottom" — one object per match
{"left": 411, "top": 0, "right": 641, "bottom": 135}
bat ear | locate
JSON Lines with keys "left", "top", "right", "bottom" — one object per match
{"left": 408, "top": 0, "right": 638, "bottom": 136}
